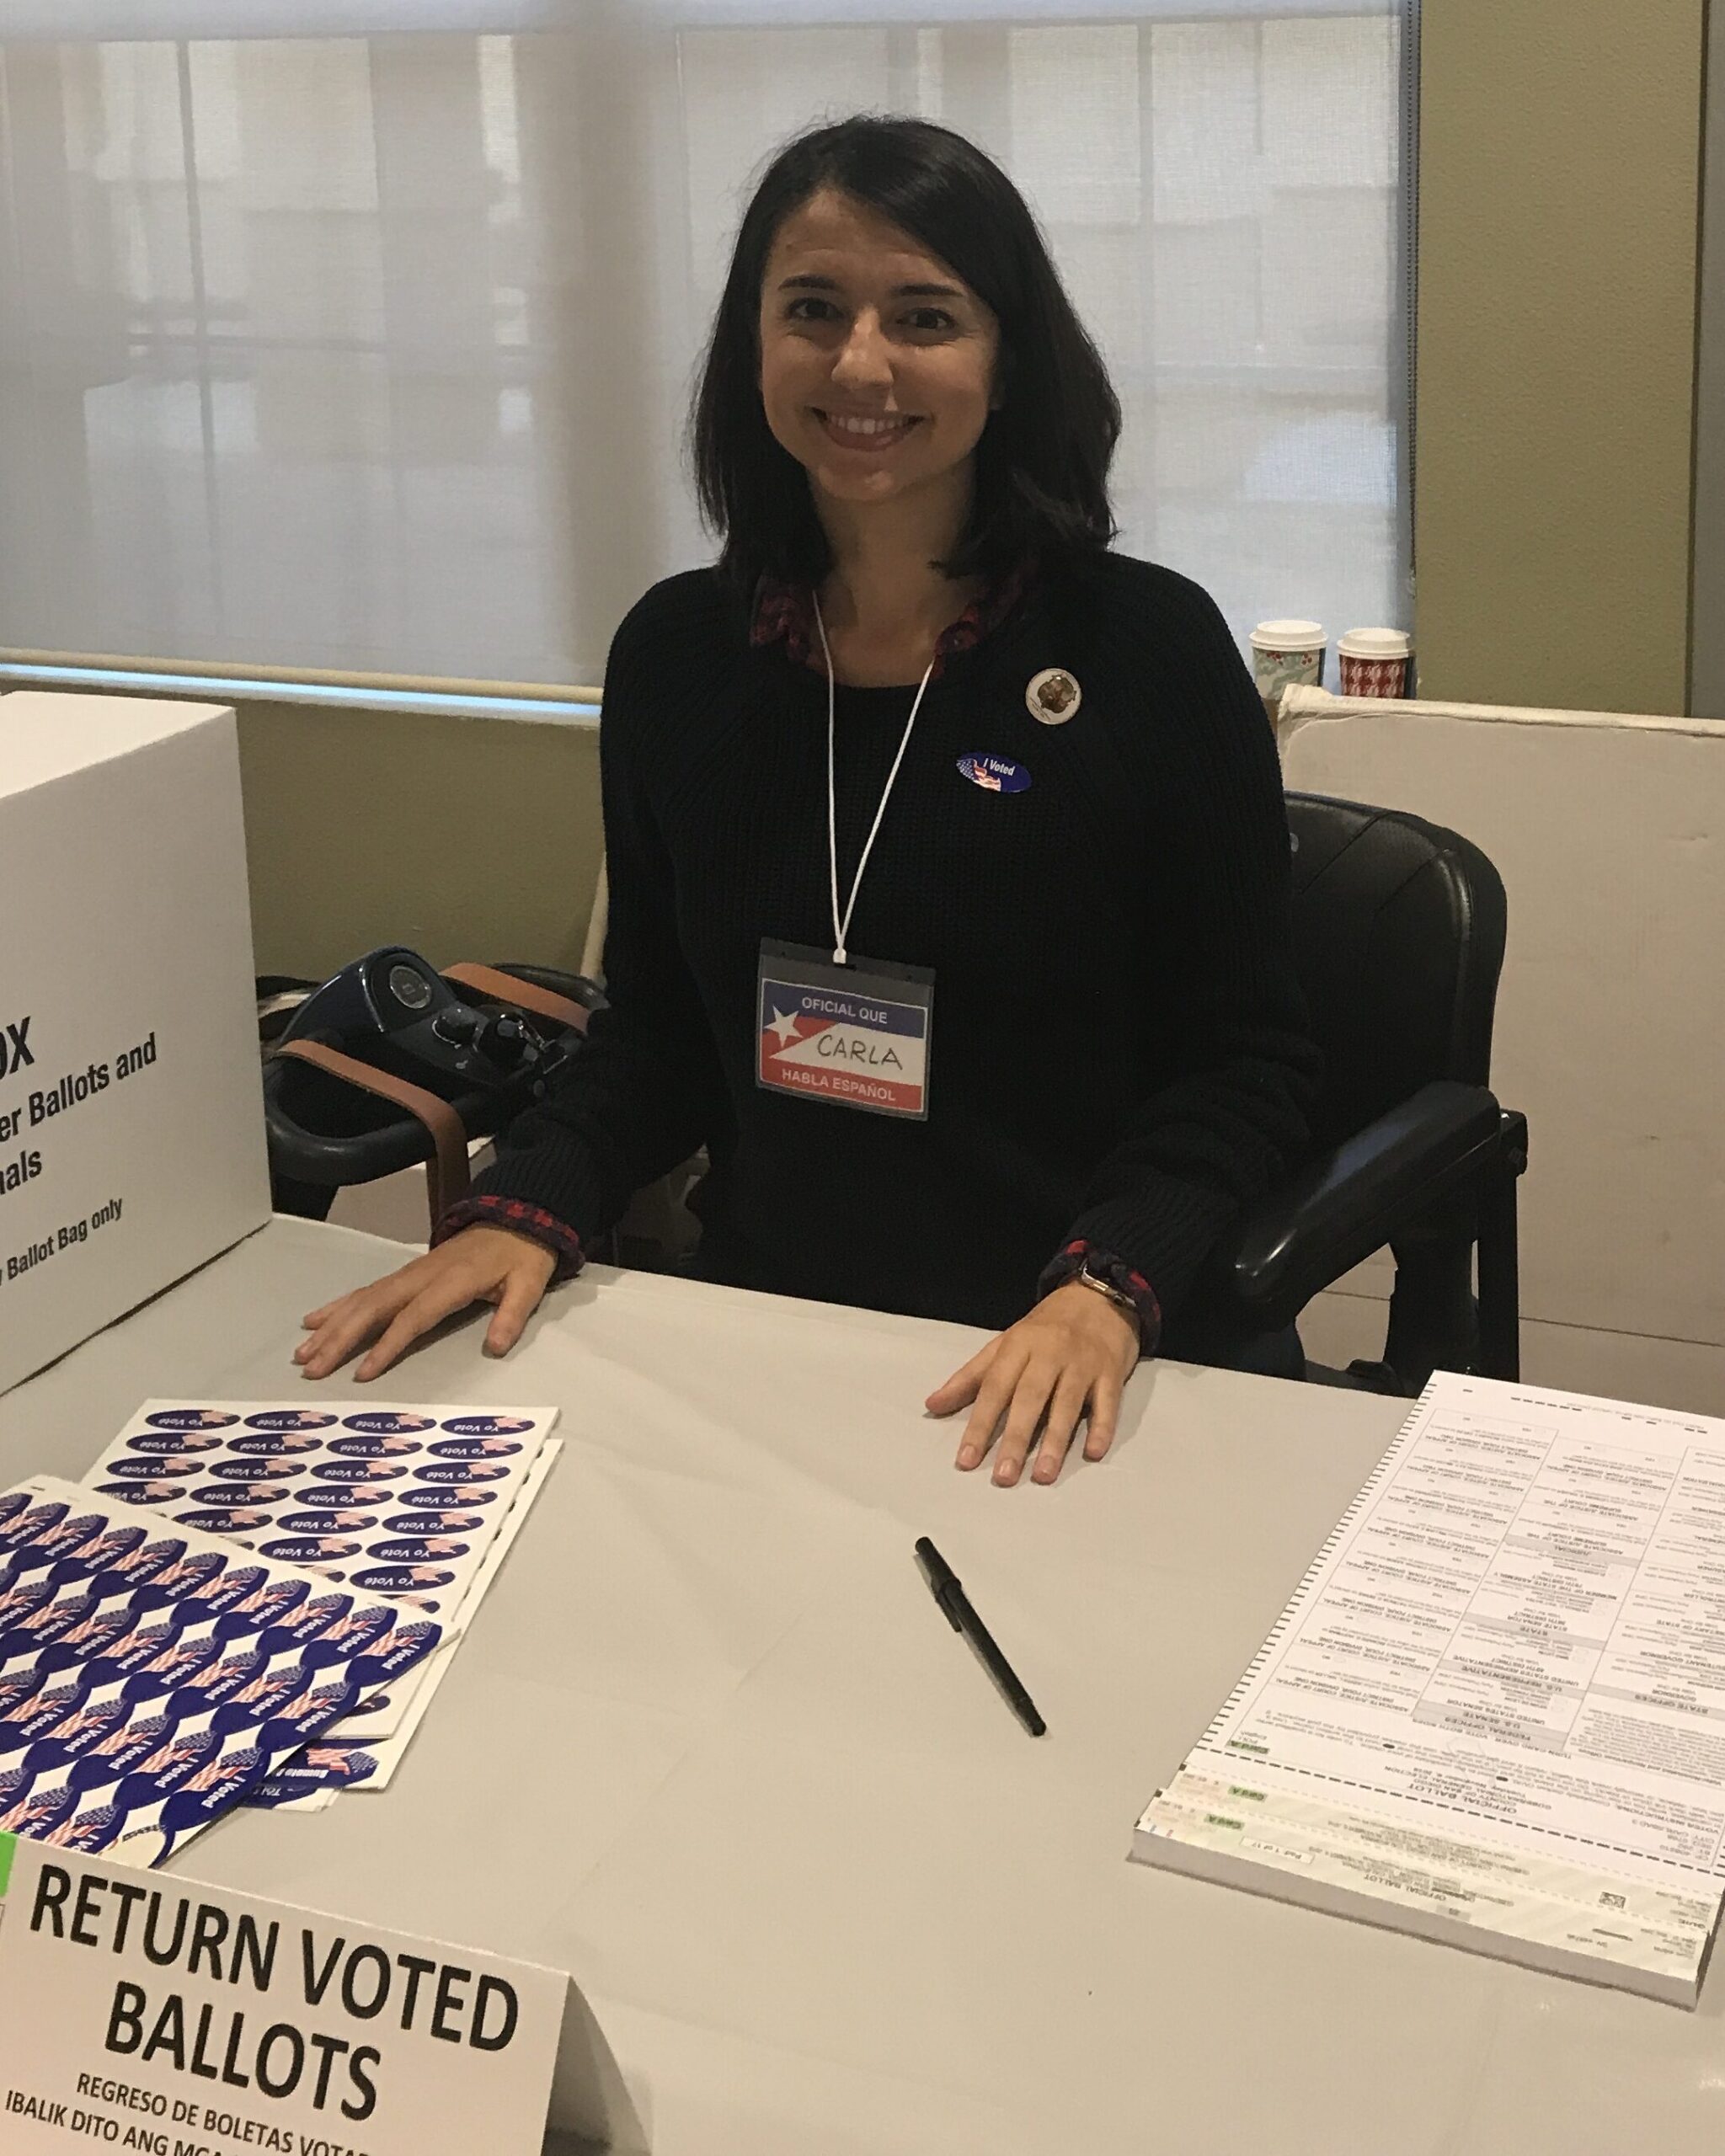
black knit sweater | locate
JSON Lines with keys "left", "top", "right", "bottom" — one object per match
{"left": 473, "top": 552, "right": 1321, "bottom": 1337}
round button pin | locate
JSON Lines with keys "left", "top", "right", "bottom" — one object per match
{"left": 1027, "top": 668, "right": 1081, "bottom": 725}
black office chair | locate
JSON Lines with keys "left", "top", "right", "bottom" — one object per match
{"left": 1205, "top": 793, "right": 1528, "bottom": 1396}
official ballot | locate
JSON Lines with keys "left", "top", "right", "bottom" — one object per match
{"left": 0, "top": 693, "right": 270, "bottom": 1396}
{"left": 1135, "top": 1372, "right": 1725, "bottom": 2004}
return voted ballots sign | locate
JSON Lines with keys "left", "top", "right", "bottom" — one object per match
{"left": 0, "top": 1836, "right": 644, "bottom": 2153}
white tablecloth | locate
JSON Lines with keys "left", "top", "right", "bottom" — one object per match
{"left": 3, "top": 1219, "right": 1721, "bottom": 2153}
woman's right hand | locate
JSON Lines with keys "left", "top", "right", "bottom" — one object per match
{"left": 294, "top": 1225, "right": 559, "bottom": 1381}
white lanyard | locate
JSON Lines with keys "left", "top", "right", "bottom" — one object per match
{"left": 814, "top": 593, "right": 937, "bottom": 968}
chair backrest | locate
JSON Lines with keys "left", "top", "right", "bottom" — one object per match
{"left": 1286, "top": 793, "right": 1507, "bottom": 1152}
{"left": 1280, "top": 692, "right": 1725, "bottom": 1408}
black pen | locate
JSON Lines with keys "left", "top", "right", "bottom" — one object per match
{"left": 914, "top": 1536, "right": 1046, "bottom": 1737}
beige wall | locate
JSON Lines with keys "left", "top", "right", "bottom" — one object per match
{"left": 1413, "top": 0, "right": 1707, "bottom": 712}
{"left": 233, "top": 699, "right": 602, "bottom": 983}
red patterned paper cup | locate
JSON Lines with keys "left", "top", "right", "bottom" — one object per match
{"left": 1338, "top": 630, "right": 1413, "bottom": 699}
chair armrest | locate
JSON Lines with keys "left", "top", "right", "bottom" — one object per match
{"left": 1217, "top": 1081, "right": 1506, "bottom": 1325}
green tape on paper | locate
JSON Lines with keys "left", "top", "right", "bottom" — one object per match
{"left": 0, "top": 1833, "right": 13, "bottom": 1901}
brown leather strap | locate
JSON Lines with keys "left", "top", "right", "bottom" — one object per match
{"left": 441, "top": 963, "right": 590, "bottom": 1036}
{"left": 274, "top": 1040, "right": 471, "bottom": 1226}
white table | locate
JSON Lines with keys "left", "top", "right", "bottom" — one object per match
{"left": 3, "top": 1218, "right": 1720, "bottom": 2153}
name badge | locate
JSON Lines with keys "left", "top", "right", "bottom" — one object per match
{"left": 756, "top": 941, "right": 933, "bottom": 1120}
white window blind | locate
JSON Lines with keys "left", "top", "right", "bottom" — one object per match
{"left": 0, "top": 3, "right": 1411, "bottom": 691}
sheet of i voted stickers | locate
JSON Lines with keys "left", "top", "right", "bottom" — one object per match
{"left": 83, "top": 1402, "right": 558, "bottom": 1621}
{"left": 246, "top": 1434, "right": 563, "bottom": 1809}
{"left": 0, "top": 1479, "right": 442, "bottom": 1862}
{"left": 81, "top": 1402, "right": 560, "bottom": 1801}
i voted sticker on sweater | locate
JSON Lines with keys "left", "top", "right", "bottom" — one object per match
{"left": 958, "top": 752, "right": 1030, "bottom": 793}
{"left": 757, "top": 940, "right": 932, "bottom": 1121}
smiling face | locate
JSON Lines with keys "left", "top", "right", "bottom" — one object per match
{"left": 757, "top": 189, "right": 999, "bottom": 521}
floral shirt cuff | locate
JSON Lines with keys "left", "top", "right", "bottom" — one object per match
{"left": 434, "top": 1195, "right": 584, "bottom": 1282}
{"left": 1037, "top": 1240, "right": 1162, "bottom": 1357}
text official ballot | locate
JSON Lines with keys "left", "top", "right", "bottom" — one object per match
{"left": 1135, "top": 1372, "right": 1725, "bottom": 2004}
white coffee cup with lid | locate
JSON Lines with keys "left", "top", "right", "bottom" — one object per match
{"left": 1338, "top": 627, "right": 1413, "bottom": 698}
{"left": 1249, "top": 620, "right": 1326, "bottom": 719}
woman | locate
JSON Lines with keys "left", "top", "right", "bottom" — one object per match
{"left": 297, "top": 116, "right": 1320, "bottom": 1490}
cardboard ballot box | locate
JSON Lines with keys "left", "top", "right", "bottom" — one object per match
{"left": 0, "top": 692, "right": 270, "bottom": 1393}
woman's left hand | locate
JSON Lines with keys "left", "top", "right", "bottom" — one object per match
{"left": 926, "top": 1283, "right": 1140, "bottom": 1486}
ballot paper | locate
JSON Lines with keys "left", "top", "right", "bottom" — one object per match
{"left": 1135, "top": 1372, "right": 1725, "bottom": 2005}
{"left": 0, "top": 1478, "right": 441, "bottom": 1864}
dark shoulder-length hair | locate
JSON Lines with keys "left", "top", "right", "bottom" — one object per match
{"left": 693, "top": 115, "right": 1120, "bottom": 594}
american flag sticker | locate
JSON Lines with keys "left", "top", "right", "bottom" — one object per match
{"left": 958, "top": 751, "right": 1030, "bottom": 793}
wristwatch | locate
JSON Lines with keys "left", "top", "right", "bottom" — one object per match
{"left": 1068, "top": 1260, "right": 1142, "bottom": 1330}
{"left": 1039, "top": 1241, "right": 1156, "bottom": 1353}
{"left": 1037, "top": 1241, "right": 1161, "bottom": 1356}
